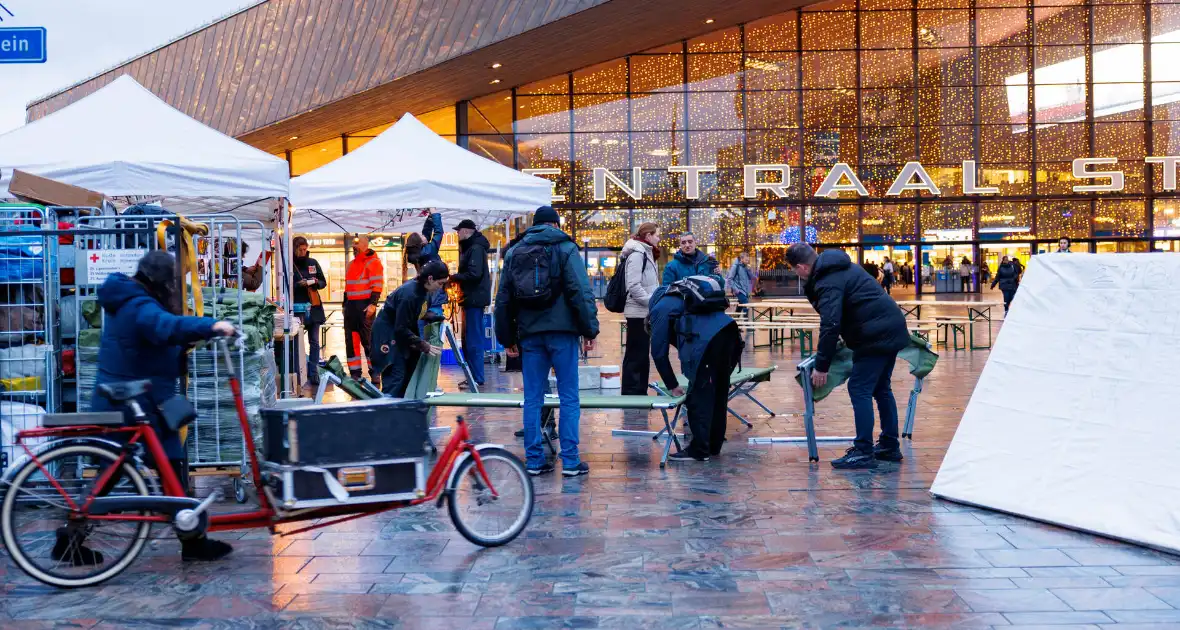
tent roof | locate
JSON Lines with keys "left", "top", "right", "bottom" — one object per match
{"left": 290, "top": 113, "right": 551, "bottom": 233}
{"left": 0, "top": 75, "right": 289, "bottom": 221}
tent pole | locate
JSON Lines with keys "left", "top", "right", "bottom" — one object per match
{"left": 282, "top": 198, "right": 294, "bottom": 398}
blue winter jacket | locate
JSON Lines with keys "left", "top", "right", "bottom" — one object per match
{"left": 90, "top": 273, "right": 219, "bottom": 459}
{"left": 648, "top": 285, "right": 738, "bottom": 388}
{"left": 662, "top": 249, "right": 720, "bottom": 286}
{"left": 416, "top": 212, "right": 448, "bottom": 313}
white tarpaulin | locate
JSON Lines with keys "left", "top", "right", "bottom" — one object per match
{"left": 931, "top": 253, "right": 1180, "bottom": 552}
{"left": 290, "top": 113, "right": 552, "bottom": 233}
{"left": 0, "top": 75, "right": 289, "bottom": 222}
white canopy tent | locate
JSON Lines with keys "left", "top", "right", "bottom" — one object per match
{"left": 0, "top": 75, "right": 290, "bottom": 222}
{"left": 289, "top": 113, "right": 553, "bottom": 233}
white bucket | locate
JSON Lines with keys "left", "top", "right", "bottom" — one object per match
{"left": 600, "top": 365, "right": 621, "bottom": 389}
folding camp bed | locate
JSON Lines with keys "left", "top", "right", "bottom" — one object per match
{"left": 425, "top": 391, "right": 688, "bottom": 467}
{"left": 646, "top": 365, "right": 779, "bottom": 427}
{"left": 747, "top": 354, "right": 925, "bottom": 462}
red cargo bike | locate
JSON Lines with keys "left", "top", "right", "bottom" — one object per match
{"left": 0, "top": 338, "right": 534, "bottom": 588}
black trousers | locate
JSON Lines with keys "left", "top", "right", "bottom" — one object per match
{"left": 342, "top": 300, "right": 374, "bottom": 379}
{"left": 621, "top": 317, "right": 651, "bottom": 395}
{"left": 1001, "top": 288, "right": 1016, "bottom": 313}
{"left": 380, "top": 348, "right": 420, "bottom": 398}
{"left": 684, "top": 326, "right": 741, "bottom": 457}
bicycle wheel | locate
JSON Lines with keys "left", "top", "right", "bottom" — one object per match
{"left": 447, "top": 447, "right": 533, "bottom": 547}
{"left": 1, "top": 444, "right": 152, "bottom": 588}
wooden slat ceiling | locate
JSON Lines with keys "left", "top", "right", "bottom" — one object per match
{"left": 29, "top": 0, "right": 800, "bottom": 155}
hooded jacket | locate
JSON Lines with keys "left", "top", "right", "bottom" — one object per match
{"left": 991, "top": 261, "right": 1020, "bottom": 292}
{"left": 648, "top": 285, "right": 740, "bottom": 386}
{"left": 90, "top": 273, "right": 219, "bottom": 459}
{"left": 726, "top": 259, "right": 754, "bottom": 297}
{"left": 662, "top": 248, "right": 719, "bottom": 286}
{"left": 803, "top": 250, "right": 910, "bottom": 373}
{"left": 452, "top": 231, "right": 492, "bottom": 308}
{"left": 620, "top": 238, "right": 658, "bottom": 318}
{"left": 370, "top": 278, "right": 432, "bottom": 372}
{"left": 494, "top": 224, "right": 599, "bottom": 347}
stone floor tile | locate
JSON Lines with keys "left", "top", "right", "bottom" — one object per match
{"left": 1003, "top": 612, "right": 1116, "bottom": 625}
{"left": 1064, "top": 549, "right": 1174, "bottom": 568}
{"left": 1050, "top": 588, "right": 1172, "bottom": 611}
{"left": 1145, "top": 588, "right": 1180, "bottom": 608}
{"left": 981, "top": 550, "right": 1082, "bottom": 568}
{"left": 954, "top": 588, "right": 1072, "bottom": 612}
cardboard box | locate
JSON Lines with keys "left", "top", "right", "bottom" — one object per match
{"left": 8, "top": 170, "right": 106, "bottom": 209}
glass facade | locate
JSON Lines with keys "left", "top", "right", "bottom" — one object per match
{"left": 279, "top": 0, "right": 1180, "bottom": 291}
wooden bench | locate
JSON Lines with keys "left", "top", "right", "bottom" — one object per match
{"left": 915, "top": 316, "right": 975, "bottom": 350}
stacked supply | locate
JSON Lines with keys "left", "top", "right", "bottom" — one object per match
{"left": 1, "top": 400, "right": 47, "bottom": 469}
{"left": 185, "top": 345, "right": 277, "bottom": 465}
{"left": 75, "top": 329, "right": 101, "bottom": 410}
{"left": 0, "top": 344, "right": 51, "bottom": 394}
{"left": 200, "top": 287, "right": 276, "bottom": 352}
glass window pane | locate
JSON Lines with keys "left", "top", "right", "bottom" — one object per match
{"left": 418, "top": 106, "right": 456, "bottom": 136}
{"left": 1035, "top": 4, "right": 1088, "bottom": 46}
{"left": 1154, "top": 200, "right": 1180, "bottom": 236}
{"left": 806, "top": 204, "right": 860, "bottom": 243}
{"left": 980, "top": 125, "right": 1031, "bottom": 162}
{"left": 862, "top": 89, "right": 915, "bottom": 126}
{"left": 573, "top": 59, "right": 627, "bottom": 94}
{"left": 1151, "top": 44, "right": 1180, "bottom": 82}
{"left": 1152, "top": 85, "right": 1180, "bottom": 120}
{"left": 573, "top": 94, "right": 628, "bottom": 132}
{"left": 1036, "top": 122, "right": 1088, "bottom": 162}
{"left": 862, "top": 11, "right": 914, "bottom": 49}
{"left": 978, "top": 9, "right": 1031, "bottom": 46}
{"left": 802, "top": 51, "right": 857, "bottom": 88}
{"left": 862, "top": 50, "right": 915, "bottom": 88}
{"left": 688, "top": 53, "right": 743, "bottom": 88}
{"left": 979, "top": 201, "right": 1034, "bottom": 240}
{"left": 1037, "top": 200, "right": 1091, "bottom": 239}
{"left": 691, "top": 207, "right": 748, "bottom": 248}
{"left": 631, "top": 131, "right": 688, "bottom": 168}
{"left": 467, "top": 91, "right": 512, "bottom": 135}
{"left": 746, "top": 129, "right": 802, "bottom": 166}
{"left": 919, "top": 48, "right": 976, "bottom": 87}
{"left": 744, "top": 52, "right": 799, "bottom": 90}
{"left": 1038, "top": 162, "right": 1083, "bottom": 195}
{"left": 467, "top": 135, "right": 513, "bottom": 167}
{"left": 804, "top": 90, "right": 858, "bottom": 127}
{"left": 689, "top": 27, "right": 742, "bottom": 52}
{"left": 515, "top": 95, "right": 571, "bottom": 135}
{"left": 1095, "top": 121, "right": 1146, "bottom": 158}
{"left": 689, "top": 131, "right": 745, "bottom": 167}
{"left": 919, "top": 87, "right": 976, "bottom": 125}
{"left": 573, "top": 132, "right": 630, "bottom": 169}
{"left": 918, "top": 10, "right": 971, "bottom": 47}
{"left": 688, "top": 92, "right": 744, "bottom": 130}
{"left": 516, "top": 133, "right": 569, "bottom": 170}
{"left": 631, "top": 54, "right": 684, "bottom": 93}
{"left": 519, "top": 75, "right": 568, "bottom": 95}
{"left": 746, "top": 91, "right": 800, "bottom": 129}
{"left": 980, "top": 85, "right": 1024, "bottom": 125}
{"left": 751, "top": 207, "right": 805, "bottom": 245}
{"left": 290, "top": 138, "right": 343, "bottom": 176}
{"left": 1095, "top": 200, "right": 1147, "bottom": 237}
{"left": 804, "top": 129, "right": 858, "bottom": 165}
{"left": 633, "top": 209, "right": 687, "bottom": 248}
{"left": 575, "top": 210, "right": 630, "bottom": 248}
{"left": 802, "top": 11, "right": 856, "bottom": 50}
{"left": 746, "top": 11, "right": 799, "bottom": 51}
{"left": 921, "top": 203, "right": 976, "bottom": 240}
{"left": 631, "top": 93, "right": 687, "bottom": 132}
{"left": 1095, "top": 5, "right": 1145, "bottom": 44}
{"left": 863, "top": 129, "right": 918, "bottom": 164}
{"left": 920, "top": 126, "right": 975, "bottom": 162}
{"left": 863, "top": 204, "right": 918, "bottom": 242}
{"left": 980, "top": 46, "right": 1030, "bottom": 85}
{"left": 1093, "top": 83, "right": 1145, "bottom": 121}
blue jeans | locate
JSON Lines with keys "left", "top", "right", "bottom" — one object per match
{"left": 846, "top": 352, "right": 900, "bottom": 454}
{"left": 521, "top": 332, "right": 581, "bottom": 469}
{"left": 462, "top": 307, "right": 485, "bottom": 385}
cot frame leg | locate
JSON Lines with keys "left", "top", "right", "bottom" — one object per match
{"left": 902, "top": 377, "right": 922, "bottom": 439}
{"left": 313, "top": 373, "right": 340, "bottom": 404}
{"left": 799, "top": 361, "right": 820, "bottom": 462}
{"left": 443, "top": 322, "right": 479, "bottom": 394}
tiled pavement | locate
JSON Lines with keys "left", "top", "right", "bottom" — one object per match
{"left": 3, "top": 306, "right": 1178, "bottom": 629}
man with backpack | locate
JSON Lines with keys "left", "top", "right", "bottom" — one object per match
{"left": 494, "top": 206, "right": 600, "bottom": 477}
{"left": 648, "top": 275, "right": 743, "bottom": 462}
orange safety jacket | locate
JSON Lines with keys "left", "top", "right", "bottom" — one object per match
{"left": 345, "top": 249, "right": 385, "bottom": 304}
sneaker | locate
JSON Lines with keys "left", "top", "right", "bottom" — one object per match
{"left": 514, "top": 428, "right": 525, "bottom": 438}
{"left": 52, "top": 528, "right": 104, "bottom": 566}
{"left": 562, "top": 462, "right": 591, "bottom": 477}
{"left": 831, "top": 447, "right": 879, "bottom": 470}
{"left": 874, "top": 443, "right": 904, "bottom": 462}
{"left": 181, "top": 536, "right": 234, "bottom": 562}
{"left": 526, "top": 462, "right": 554, "bottom": 476}
{"left": 668, "top": 450, "right": 709, "bottom": 462}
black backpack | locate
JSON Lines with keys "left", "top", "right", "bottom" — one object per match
{"left": 667, "top": 275, "right": 728, "bottom": 314}
{"left": 509, "top": 242, "right": 563, "bottom": 309}
{"left": 604, "top": 252, "right": 648, "bottom": 313}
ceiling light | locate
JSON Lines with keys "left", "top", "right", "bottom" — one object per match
{"left": 491, "top": 62, "right": 502, "bottom": 69}
{"left": 704, "top": 18, "right": 714, "bottom": 24}
{"left": 289, "top": 136, "right": 299, "bottom": 140}
{"left": 490, "top": 79, "right": 501, "bottom": 84}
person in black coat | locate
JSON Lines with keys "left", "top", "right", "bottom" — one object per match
{"left": 787, "top": 243, "right": 910, "bottom": 470}
{"left": 450, "top": 219, "right": 492, "bottom": 386}
{"left": 292, "top": 236, "right": 328, "bottom": 396}
{"left": 370, "top": 260, "right": 449, "bottom": 397}
{"left": 991, "top": 256, "right": 1021, "bottom": 313}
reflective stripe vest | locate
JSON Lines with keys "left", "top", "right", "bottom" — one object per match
{"left": 345, "top": 250, "right": 385, "bottom": 302}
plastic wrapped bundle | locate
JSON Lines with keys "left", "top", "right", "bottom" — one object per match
{"left": 185, "top": 347, "right": 276, "bottom": 465}
{"left": 76, "top": 343, "right": 100, "bottom": 411}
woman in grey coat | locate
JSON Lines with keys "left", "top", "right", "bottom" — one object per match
{"left": 620, "top": 222, "right": 661, "bottom": 395}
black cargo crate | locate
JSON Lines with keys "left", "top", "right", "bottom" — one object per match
{"left": 261, "top": 398, "right": 430, "bottom": 465}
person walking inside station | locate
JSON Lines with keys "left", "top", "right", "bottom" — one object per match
{"left": 619, "top": 222, "right": 661, "bottom": 395}
{"left": 648, "top": 275, "right": 743, "bottom": 462}
{"left": 662, "top": 231, "right": 719, "bottom": 285}
{"left": 83, "top": 251, "right": 238, "bottom": 564}
{"left": 343, "top": 235, "right": 385, "bottom": 386}
{"left": 495, "top": 206, "right": 599, "bottom": 477}
{"left": 991, "top": 255, "right": 1021, "bottom": 314}
{"left": 292, "top": 236, "right": 327, "bottom": 397}
{"left": 725, "top": 251, "right": 754, "bottom": 314}
{"left": 450, "top": 219, "right": 491, "bottom": 388}
{"left": 786, "top": 243, "right": 910, "bottom": 470}
{"left": 371, "top": 259, "right": 449, "bottom": 397}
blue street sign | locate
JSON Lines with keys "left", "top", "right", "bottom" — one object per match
{"left": 0, "top": 27, "right": 46, "bottom": 64}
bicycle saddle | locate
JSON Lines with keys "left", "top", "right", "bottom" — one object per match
{"left": 98, "top": 380, "right": 152, "bottom": 403}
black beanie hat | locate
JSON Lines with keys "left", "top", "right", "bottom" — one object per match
{"left": 533, "top": 206, "right": 560, "bottom": 225}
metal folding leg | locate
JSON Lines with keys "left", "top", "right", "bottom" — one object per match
{"left": 902, "top": 377, "right": 922, "bottom": 439}
{"left": 746, "top": 356, "right": 855, "bottom": 461}
{"left": 725, "top": 381, "right": 770, "bottom": 427}
{"left": 443, "top": 322, "right": 479, "bottom": 393}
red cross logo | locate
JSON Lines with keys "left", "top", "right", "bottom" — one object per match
{"left": 89, "top": 253, "right": 100, "bottom": 263}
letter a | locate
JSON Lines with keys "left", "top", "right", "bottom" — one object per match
{"left": 887, "top": 162, "right": 941, "bottom": 196}
{"left": 815, "top": 163, "right": 868, "bottom": 198}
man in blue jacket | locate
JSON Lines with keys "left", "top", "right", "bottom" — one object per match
{"left": 494, "top": 206, "right": 599, "bottom": 477}
{"left": 786, "top": 243, "right": 910, "bottom": 470}
{"left": 83, "top": 251, "right": 237, "bottom": 564}
{"left": 648, "top": 278, "right": 743, "bottom": 461}
{"left": 662, "top": 232, "right": 720, "bottom": 285}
